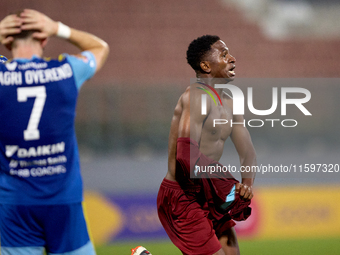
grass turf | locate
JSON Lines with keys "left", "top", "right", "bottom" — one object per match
{"left": 95, "top": 238, "right": 340, "bottom": 255}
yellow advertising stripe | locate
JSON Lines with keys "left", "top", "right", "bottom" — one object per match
{"left": 83, "top": 191, "right": 124, "bottom": 246}
{"left": 255, "top": 185, "right": 340, "bottom": 239}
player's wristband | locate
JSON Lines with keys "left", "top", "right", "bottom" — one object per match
{"left": 57, "top": 22, "right": 71, "bottom": 39}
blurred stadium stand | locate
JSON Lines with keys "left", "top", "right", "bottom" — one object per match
{"left": 2, "top": 0, "right": 339, "bottom": 82}
{"left": 228, "top": 0, "right": 340, "bottom": 39}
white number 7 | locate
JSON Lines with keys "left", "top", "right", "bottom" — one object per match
{"left": 17, "top": 86, "right": 46, "bottom": 141}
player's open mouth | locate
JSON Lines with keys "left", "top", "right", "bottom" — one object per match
{"left": 228, "top": 66, "right": 236, "bottom": 76}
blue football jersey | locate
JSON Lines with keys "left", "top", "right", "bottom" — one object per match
{"left": 0, "top": 55, "right": 8, "bottom": 63}
{"left": 0, "top": 52, "right": 96, "bottom": 205}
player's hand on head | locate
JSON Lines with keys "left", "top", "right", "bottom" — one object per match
{"left": 235, "top": 182, "right": 253, "bottom": 201}
{"left": 20, "top": 9, "right": 58, "bottom": 39}
{"left": 0, "top": 14, "right": 22, "bottom": 45}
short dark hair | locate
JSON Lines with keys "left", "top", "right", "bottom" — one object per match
{"left": 186, "top": 35, "right": 220, "bottom": 73}
{"left": 12, "top": 10, "right": 38, "bottom": 40}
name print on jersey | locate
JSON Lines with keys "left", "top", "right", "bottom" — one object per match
{"left": 0, "top": 63, "right": 73, "bottom": 86}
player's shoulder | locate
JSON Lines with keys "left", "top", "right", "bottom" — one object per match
{"left": 222, "top": 90, "right": 234, "bottom": 109}
{"left": 61, "top": 52, "right": 96, "bottom": 70}
{"left": 0, "top": 55, "right": 8, "bottom": 63}
{"left": 182, "top": 85, "right": 191, "bottom": 97}
{"left": 189, "top": 82, "right": 221, "bottom": 105}
{"left": 187, "top": 82, "right": 209, "bottom": 98}
{"left": 53, "top": 53, "right": 79, "bottom": 63}
{"left": 179, "top": 83, "right": 212, "bottom": 106}
{"left": 176, "top": 86, "right": 189, "bottom": 107}
{"left": 50, "top": 54, "right": 75, "bottom": 64}
{"left": 181, "top": 84, "right": 201, "bottom": 103}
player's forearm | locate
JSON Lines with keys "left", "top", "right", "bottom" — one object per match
{"left": 241, "top": 174, "right": 255, "bottom": 188}
{"left": 53, "top": 20, "right": 109, "bottom": 71}
{"left": 240, "top": 151, "right": 257, "bottom": 186}
{"left": 67, "top": 28, "right": 109, "bottom": 71}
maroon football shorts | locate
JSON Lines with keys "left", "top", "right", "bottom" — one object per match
{"left": 157, "top": 178, "right": 235, "bottom": 255}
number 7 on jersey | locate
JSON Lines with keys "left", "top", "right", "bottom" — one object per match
{"left": 17, "top": 86, "right": 46, "bottom": 141}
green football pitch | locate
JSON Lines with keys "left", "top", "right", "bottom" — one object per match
{"left": 95, "top": 238, "right": 340, "bottom": 255}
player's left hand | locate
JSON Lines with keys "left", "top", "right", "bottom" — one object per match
{"left": 235, "top": 182, "right": 253, "bottom": 201}
{"left": 0, "top": 14, "right": 22, "bottom": 46}
{"left": 20, "top": 9, "right": 58, "bottom": 40}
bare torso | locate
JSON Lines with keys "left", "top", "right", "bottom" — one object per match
{"left": 199, "top": 92, "right": 233, "bottom": 160}
{"left": 166, "top": 83, "right": 233, "bottom": 181}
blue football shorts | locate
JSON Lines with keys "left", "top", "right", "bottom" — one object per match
{"left": 0, "top": 203, "right": 95, "bottom": 255}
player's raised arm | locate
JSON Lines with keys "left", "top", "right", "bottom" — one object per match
{"left": 19, "top": 9, "right": 109, "bottom": 72}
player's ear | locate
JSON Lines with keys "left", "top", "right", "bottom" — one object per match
{"left": 200, "top": 61, "right": 211, "bottom": 73}
{"left": 5, "top": 43, "right": 12, "bottom": 51}
{"left": 40, "top": 38, "right": 48, "bottom": 48}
